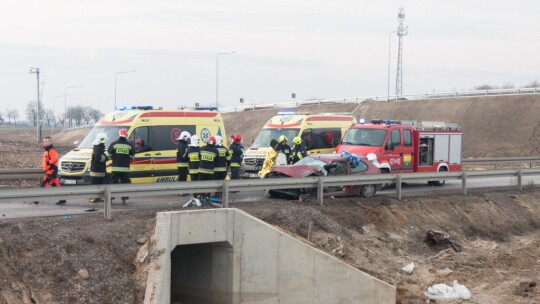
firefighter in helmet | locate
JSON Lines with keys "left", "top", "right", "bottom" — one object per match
{"left": 176, "top": 131, "right": 191, "bottom": 182}
{"left": 198, "top": 136, "right": 219, "bottom": 202}
{"left": 228, "top": 134, "right": 244, "bottom": 179}
{"left": 289, "top": 136, "right": 307, "bottom": 164}
{"left": 107, "top": 128, "right": 134, "bottom": 184}
{"left": 276, "top": 135, "right": 292, "bottom": 164}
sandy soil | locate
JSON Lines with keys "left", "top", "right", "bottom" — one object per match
{"left": 1, "top": 95, "right": 540, "bottom": 303}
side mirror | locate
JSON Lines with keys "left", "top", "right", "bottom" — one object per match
{"left": 385, "top": 142, "right": 395, "bottom": 151}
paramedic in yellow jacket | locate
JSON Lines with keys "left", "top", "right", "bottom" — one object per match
{"left": 258, "top": 139, "right": 279, "bottom": 178}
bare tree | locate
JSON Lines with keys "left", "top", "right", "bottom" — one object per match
{"left": 10, "top": 109, "right": 19, "bottom": 125}
{"left": 523, "top": 79, "right": 540, "bottom": 88}
{"left": 90, "top": 108, "right": 103, "bottom": 123}
{"left": 66, "top": 105, "right": 85, "bottom": 126}
{"left": 82, "top": 106, "right": 95, "bottom": 125}
{"left": 0, "top": 111, "right": 4, "bottom": 124}
{"left": 45, "top": 109, "right": 55, "bottom": 126}
{"left": 500, "top": 82, "right": 515, "bottom": 89}
{"left": 474, "top": 84, "right": 498, "bottom": 90}
{"left": 25, "top": 100, "right": 46, "bottom": 126}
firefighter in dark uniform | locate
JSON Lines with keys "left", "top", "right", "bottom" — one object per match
{"left": 186, "top": 135, "right": 201, "bottom": 183}
{"left": 89, "top": 133, "right": 109, "bottom": 203}
{"left": 228, "top": 134, "right": 244, "bottom": 179}
{"left": 176, "top": 131, "right": 191, "bottom": 182}
{"left": 198, "top": 136, "right": 219, "bottom": 202}
{"left": 214, "top": 135, "right": 229, "bottom": 181}
{"left": 41, "top": 136, "right": 61, "bottom": 188}
{"left": 277, "top": 135, "right": 292, "bottom": 164}
{"left": 90, "top": 133, "right": 109, "bottom": 184}
{"left": 107, "top": 128, "right": 134, "bottom": 184}
{"left": 289, "top": 136, "right": 307, "bottom": 164}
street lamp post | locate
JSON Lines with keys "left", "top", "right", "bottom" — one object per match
{"left": 29, "top": 67, "right": 41, "bottom": 143}
{"left": 64, "top": 85, "right": 84, "bottom": 128}
{"left": 115, "top": 70, "right": 135, "bottom": 109}
{"left": 216, "top": 52, "right": 236, "bottom": 108}
{"left": 387, "top": 30, "right": 398, "bottom": 101}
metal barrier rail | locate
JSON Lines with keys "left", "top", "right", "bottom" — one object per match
{"left": 2, "top": 156, "right": 540, "bottom": 180}
{"left": 1, "top": 168, "right": 540, "bottom": 220}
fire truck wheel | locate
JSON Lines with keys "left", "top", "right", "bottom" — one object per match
{"left": 379, "top": 169, "right": 391, "bottom": 190}
{"left": 430, "top": 167, "right": 447, "bottom": 186}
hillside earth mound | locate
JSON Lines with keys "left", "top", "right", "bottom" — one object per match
{"left": 0, "top": 189, "right": 538, "bottom": 303}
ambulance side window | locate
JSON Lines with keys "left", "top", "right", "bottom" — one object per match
{"left": 304, "top": 128, "right": 341, "bottom": 150}
{"left": 404, "top": 129, "right": 412, "bottom": 147}
{"left": 129, "top": 127, "right": 150, "bottom": 152}
{"left": 151, "top": 125, "right": 197, "bottom": 151}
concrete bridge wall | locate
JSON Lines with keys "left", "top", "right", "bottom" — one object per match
{"left": 144, "top": 208, "right": 395, "bottom": 304}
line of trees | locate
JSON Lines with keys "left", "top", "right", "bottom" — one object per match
{"left": 474, "top": 79, "right": 540, "bottom": 90}
{"left": 22, "top": 101, "right": 103, "bottom": 127}
{"left": 0, "top": 108, "right": 20, "bottom": 125}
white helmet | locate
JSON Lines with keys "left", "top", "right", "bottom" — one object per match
{"left": 92, "top": 132, "right": 108, "bottom": 145}
{"left": 190, "top": 135, "right": 200, "bottom": 147}
{"left": 215, "top": 135, "right": 222, "bottom": 146}
{"left": 176, "top": 131, "right": 191, "bottom": 141}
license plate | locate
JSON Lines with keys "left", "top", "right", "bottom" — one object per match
{"left": 64, "top": 179, "right": 76, "bottom": 185}
{"left": 249, "top": 173, "right": 258, "bottom": 178}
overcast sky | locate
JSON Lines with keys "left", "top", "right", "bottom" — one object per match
{"left": 1, "top": 0, "right": 539, "bottom": 120}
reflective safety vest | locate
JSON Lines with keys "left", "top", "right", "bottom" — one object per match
{"left": 198, "top": 145, "right": 219, "bottom": 175}
{"left": 228, "top": 143, "right": 244, "bottom": 167}
{"left": 186, "top": 146, "right": 200, "bottom": 174}
{"left": 107, "top": 138, "right": 134, "bottom": 173}
{"left": 215, "top": 145, "right": 229, "bottom": 172}
{"left": 176, "top": 140, "right": 189, "bottom": 168}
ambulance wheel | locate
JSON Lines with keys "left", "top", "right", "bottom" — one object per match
{"left": 429, "top": 167, "right": 447, "bottom": 186}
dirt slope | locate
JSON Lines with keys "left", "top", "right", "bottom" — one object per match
{"left": 0, "top": 189, "right": 538, "bottom": 303}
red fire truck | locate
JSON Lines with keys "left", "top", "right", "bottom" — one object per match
{"left": 335, "top": 119, "right": 463, "bottom": 186}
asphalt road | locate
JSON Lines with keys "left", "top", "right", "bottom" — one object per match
{"left": 0, "top": 175, "right": 537, "bottom": 220}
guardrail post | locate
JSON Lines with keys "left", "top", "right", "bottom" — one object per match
{"left": 317, "top": 177, "right": 324, "bottom": 206}
{"left": 517, "top": 170, "right": 523, "bottom": 191}
{"left": 396, "top": 175, "right": 402, "bottom": 200}
{"left": 104, "top": 186, "right": 112, "bottom": 220}
{"left": 222, "top": 180, "right": 229, "bottom": 208}
{"left": 461, "top": 171, "right": 467, "bottom": 196}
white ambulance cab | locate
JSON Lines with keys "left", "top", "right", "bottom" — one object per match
{"left": 58, "top": 106, "right": 227, "bottom": 185}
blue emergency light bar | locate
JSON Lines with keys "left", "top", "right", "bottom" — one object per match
{"left": 277, "top": 111, "right": 296, "bottom": 115}
{"left": 115, "top": 106, "right": 154, "bottom": 111}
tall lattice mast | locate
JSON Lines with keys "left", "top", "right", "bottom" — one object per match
{"left": 395, "top": 7, "right": 408, "bottom": 97}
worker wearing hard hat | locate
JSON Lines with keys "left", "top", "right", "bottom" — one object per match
{"left": 176, "top": 131, "right": 191, "bottom": 182}
{"left": 289, "top": 136, "right": 307, "bottom": 164}
{"left": 276, "top": 135, "right": 292, "bottom": 164}
{"left": 108, "top": 128, "right": 134, "bottom": 184}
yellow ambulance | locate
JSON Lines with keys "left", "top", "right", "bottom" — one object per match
{"left": 241, "top": 112, "right": 357, "bottom": 178}
{"left": 58, "top": 106, "right": 227, "bottom": 185}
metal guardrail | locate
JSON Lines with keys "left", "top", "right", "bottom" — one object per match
{"left": 1, "top": 168, "right": 540, "bottom": 220}
{"left": 2, "top": 156, "right": 540, "bottom": 180}
{"left": 219, "top": 88, "right": 540, "bottom": 113}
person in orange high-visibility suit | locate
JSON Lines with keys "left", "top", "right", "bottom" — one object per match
{"left": 41, "top": 136, "right": 61, "bottom": 187}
